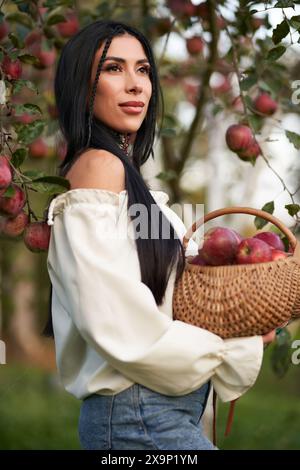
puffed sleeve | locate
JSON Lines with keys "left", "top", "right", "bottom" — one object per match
{"left": 46, "top": 190, "right": 264, "bottom": 402}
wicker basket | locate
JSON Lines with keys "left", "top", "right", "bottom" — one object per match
{"left": 173, "top": 206, "right": 300, "bottom": 339}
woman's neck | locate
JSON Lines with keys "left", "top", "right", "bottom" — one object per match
{"left": 102, "top": 123, "right": 134, "bottom": 158}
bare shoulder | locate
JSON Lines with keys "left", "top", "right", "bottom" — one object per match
{"left": 66, "top": 149, "right": 125, "bottom": 193}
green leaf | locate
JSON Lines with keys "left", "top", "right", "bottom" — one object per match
{"left": 29, "top": 177, "right": 70, "bottom": 195}
{"left": 45, "top": 0, "right": 74, "bottom": 7}
{"left": 248, "top": 114, "right": 264, "bottom": 133}
{"left": 8, "top": 32, "right": 25, "bottom": 49}
{"left": 31, "top": 176, "right": 70, "bottom": 190}
{"left": 162, "top": 114, "right": 178, "bottom": 128}
{"left": 212, "top": 104, "right": 223, "bottom": 116}
{"left": 254, "top": 201, "right": 274, "bottom": 230}
{"left": 285, "top": 130, "right": 300, "bottom": 149}
{"left": 259, "top": 81, "right": 277, "bottom": 99}
{"left": 155, "top": 170, "right": 177, "bottom": 182}
{"left": 290, "top": 15, "right": 300, "bottom": 29}
{"left": 243, "top": 95, "right": 253, "bottom": 110}
{"left": 160, "top": 128, "right": 177, "bottom": 137}
{"left": 23, "top": 170, "right": 45, "bottom": 179}
{"left": 270, "top": 327, "right": 292, "bottom": 379}
{"left": 13, "top": 103, "right": 42, "bottom": 116}
{"left": 13, "top": 119, "right": 45, "bottom": 144}
{"left": 281, "top": 235, "right": 290, "bottom": 252}
{"left": 11, "top": 148, "right": 28, "bottom": 167}
{"left": 274, "top": 0, "right": 295, "bottom": 7}
{"left": 240, "top": 75, "right": 257, "bottom": 91}
{"left": 46, "top": 14, "right": 66, "bottom": 26}
{"left": 266, "top": 45, "right": 286, "bottom": 61}
{"left": 12, "top": 79, "right": 39, "bottom": 95}
{"left": 285, "top": 203, "right": 300, "bottom": 216}
{"left": 272, "top": 20, "right": 290, "bottom": 44}
{"left": 18, "top": 54, "right": 40, "bottom": 66}
{"left": 5, "top": 12, "right": 33, "bottom": 29}
{"left": 1, "top": 185, "right": 16, "bottom": 198}
{"left": 8, "top": 49, "right": 20, "bottom": 61}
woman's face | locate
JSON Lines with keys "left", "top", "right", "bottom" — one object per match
{"left": 88, "top": 34, "right": 152, "bottom": 135}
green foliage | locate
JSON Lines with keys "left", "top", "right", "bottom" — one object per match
{"left": 285, "top": 130, "right": 300, "bottom": 150}
{"left": 254, "top": 201, "right": 275, "bottom": 230}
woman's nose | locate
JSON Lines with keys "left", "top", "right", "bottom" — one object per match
{"left": 125, "top": 70, "right": 143, "bottom": 92}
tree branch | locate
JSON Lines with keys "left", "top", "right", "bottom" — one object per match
{"left": 177, "top": 0, "right": 219, "bottom": 175}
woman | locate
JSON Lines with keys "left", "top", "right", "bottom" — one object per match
{"left": 44, "top": 19, "right": 275, "bottom": 450}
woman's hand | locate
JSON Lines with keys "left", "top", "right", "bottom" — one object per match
{"left": 262, "top": 329, "right": 276, "bottom": 346}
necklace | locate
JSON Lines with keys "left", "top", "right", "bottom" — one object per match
{"left": 115, "top": 131, "right": 131, "bottom": 156}
{"left": 103, "top": 124, "right": 133, "bottom": 158}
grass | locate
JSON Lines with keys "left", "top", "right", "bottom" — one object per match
{"left": 0, "top": 349, "right": 299, "bottom": 449}
{"left": 0, "top": 363, "right": 81, "bottom": 450}
{"left": 217, "top": 346, "right": 300, "bottom": 450}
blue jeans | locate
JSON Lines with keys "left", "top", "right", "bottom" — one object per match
{"left": 78, "top": 380, "right": 216, "bottom": 450}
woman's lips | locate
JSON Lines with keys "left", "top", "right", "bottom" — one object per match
{"left": 119, "top": 105, "right": 143, "bottom": 114}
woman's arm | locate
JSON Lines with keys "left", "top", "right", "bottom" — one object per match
{"left": 47, "top": 153, "right": 264, "bottom": 402}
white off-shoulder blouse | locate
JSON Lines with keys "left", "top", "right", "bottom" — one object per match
{"left": 46, "top": 188, "right": 264, "bottom": 409}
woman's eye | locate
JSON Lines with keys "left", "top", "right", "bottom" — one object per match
{"left": 106, "top": 64, "right": 121, "bottom": 72}
{"left": 140, "top": 66, "right": 151, "bottom": 75}
{"left": 105, "top": 64, "right": 150, "bottom": 75}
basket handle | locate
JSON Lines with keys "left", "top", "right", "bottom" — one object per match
{"left": 183, "top": 206, "right": 300, "bottom": 261}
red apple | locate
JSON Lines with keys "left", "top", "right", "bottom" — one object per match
{"left": 0, "top": 155, "right": 12, "bottom": 189}
{"left": 2, "top": 54, "right": 22, "bottom": 80}
{"left": 0, "top": 183, "right": 26, "bottom": 217}
{"left": 211, "top": 75, "right": 231, "bottom": 94}
{"left": 225, "top": 124, "right": 254, "bottom": 152}
{"left": 231, "top": 229, "right": 244, "bottom": 244}
{"left": 167, "top": 0, "right": 197, "bottom": 17}
{"left": 253, "top": 93, "right": 278, "bottom": 116}
{"left": 186, "top": 36, "right": 205, "bottom": 55}
{"left": 1, "top": 210, "right": 29, "bottom": 237}
{"left": 190, "top": 254, "right": 207, "bottom": 265}
{"left": 38, "top": 6, "right": 48, "bottom": 16}
{"left": 236, "top": 238, "right": 273, "bottom": 264}
{"left": 29, "top": 138, "right": 48, "bottom": 159}
{"left": 196, "top": 2, "right": 209, "bottom": 20}
{"left": 190, "top": 248, "right": 207, "bottom": 265}
{"left": 56, "top": 12, "right": 79, "bottom": 38}
{"left": 254, "top": 231, "right": 285, "bottom": 251}
{"left": 237, "top": 139, "right": 261, "bottom": 160}
{"left": 216, "top": 15, "right": 226, "bottom": 29}
{"left": 17, "top": 113, "right": 37, "bottom": 124}
{"left": 271, "top": 249, "right": 290, "bottom": 261}
{"left": 251, "top": 17, "right": 265, "bottom": 31}
{"left": 24, "top": 30, "right": 43, "bottom": 55}
{"left": 23, "top": 221, "right": 51, "bottom": 252}
{"left": 0, "top": 20, "right": 9, "bottom": 41}
{"left": 232, "top": 96, "right": 244, "bottom": 113}
{"left": 201, "top": 227, "right": 240, "bottom": 266}
{"left": 35, "top": 48, "right": 56, "bottom": 68}
{"left": 150, "top": 17, "right": 173, "bottom": 36}
{"left": 183, "top": 77, "right": 200, "bottom": 106}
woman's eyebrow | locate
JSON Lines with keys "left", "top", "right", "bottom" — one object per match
{"left": 103, "top": 56, "right": 150, "bottom": 64}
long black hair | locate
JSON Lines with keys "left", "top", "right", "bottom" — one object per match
{"left": 43, "top": 19, "right": 185, "bottom": 337}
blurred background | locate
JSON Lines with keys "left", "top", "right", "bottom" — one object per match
{"left": 0, "top": 0, "right": 300, "bottom": 449}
